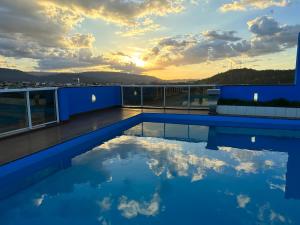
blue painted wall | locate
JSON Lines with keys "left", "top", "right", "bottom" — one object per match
{"left": 220, "top": 33, "right": 300, "bottom": 102}
{"left": 220, "top": 85, "right": 300, "bottom": 101}
{"left": 295, "top": 33, "right": 300, "bottom": 85}
{"left": 58, "top": 86, "right": 122, "bottom": 121}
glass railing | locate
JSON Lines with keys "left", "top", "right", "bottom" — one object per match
{"left": 0, "top": 88, "right": 59, "bottom": 137}
{"left": 122, "top": 85, "right": 220, "bottom": 108}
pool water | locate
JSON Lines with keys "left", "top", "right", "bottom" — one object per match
{"left": 1, "top": 122, "right": 300, "bottom": 225}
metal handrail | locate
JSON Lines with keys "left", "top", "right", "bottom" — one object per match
{"left": 0, "top": 87, "right": 58, "bottom": 93}
{"left": 121, "top": 84, "right": 218, "bottom": 87}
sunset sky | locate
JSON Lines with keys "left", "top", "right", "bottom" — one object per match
{"left": 0, "top": 0, "right": 299, "bottom": 80}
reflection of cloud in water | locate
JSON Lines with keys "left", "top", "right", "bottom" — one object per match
{"left": 237, "top": 194, "right": 250, "bottom": 208}
{"left": 258, "top": 203, "right": 290, "bottom": 224}
{"left": 118, "top": 193, "right": 160, "bottom": 219}
{"left": 268, "top": 182, "right": 286, "bottom": 192}
{"left": 96, "top": 136, "right": 287, "bottom": 181}
{"left": 98, "top": 197, "right": 112, "bottom": 212}
{"left": 235, "top": 162, "right": 256, "bottom": 174}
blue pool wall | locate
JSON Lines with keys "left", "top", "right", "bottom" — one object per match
{"left": 3, "top": 112, "right": 300, "bottom": 177}
{"left": 220, "top": 33, "right": 300, "bottom": 102}
{"left": 58, "top": 86, "right": 122, "bottom": 121}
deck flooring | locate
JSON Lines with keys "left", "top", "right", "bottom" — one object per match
{"left": 0, "top": 107, "right": 208, "bottom": 165}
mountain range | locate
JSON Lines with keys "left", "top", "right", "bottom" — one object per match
{"left": 0, "top": 68, "right": 296, "bottom": 85}
{"left": 0, "top": 68, "right": 161, "bottom": 84}
{"left": 195, "top": 68, "right": 295, "bottom": 85}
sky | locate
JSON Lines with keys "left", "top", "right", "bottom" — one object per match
{"left": 0, "top": 0, "right": 299, "bottom": 80}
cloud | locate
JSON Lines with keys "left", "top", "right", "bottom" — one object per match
{"left": 142, "top": 16, "right": 299, "bottom": 71}
{"left": 0, "top": 0, "right": 192, "bottom": 72}
{"left": 248, "top": 16, "right": 281, "bottom": 36}
{"left": 47, "top": 0, "right": 187, "bottom": 26}
{"left": 0, "top": 0, "right": 82, "bottom": 48}
{"left": 202, "top": 30, "right": 242, "bottom": 41}
{"left": 220, "top": 0, "right": 290, "bottom": 12}
{"left": 116, "top": 18, "right": 161, "bottom": 37}
{"left": 37, "top": 49, "right": 107, "bottom": 70}
{"left": 66, "top": 33, "right": 96, "bottom": 48}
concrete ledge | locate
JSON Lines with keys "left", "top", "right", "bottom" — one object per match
{"left": 217, "top": 105, "right": 300, "bottom": 119}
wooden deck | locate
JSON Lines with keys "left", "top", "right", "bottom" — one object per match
{"left": 0, "top": 107, "right": 208, "bottom": 165}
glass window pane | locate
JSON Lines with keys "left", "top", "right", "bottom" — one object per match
{"left": 143, "top": 87, "right": 164, "bottom": 107}
{"left": 30, "top": 90, "right": 56, "bottom": 126}
{"left": 0, "top": 92, "right": 28, "bottom": 133}
{"left": 165, "top": 87, "right": 188, "bottom": 107}
{"left": 123, "top": 87, "right": 141, "bottom": 106}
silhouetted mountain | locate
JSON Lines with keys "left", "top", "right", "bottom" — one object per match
{"left": 195, "top": 68, "right": 295, "bottom": 85}
{"left": 0, "top": 68, "right": 39, "bottom": 82}
{"left": 0, "top": 68, "right": 162, "bottom": 84}
{"left": 0, "top": 67, "right": 296, "bottom": 85}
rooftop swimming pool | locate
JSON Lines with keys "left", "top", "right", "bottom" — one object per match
{"left": 1, "top": 121, "right": 300, "bottom": 225}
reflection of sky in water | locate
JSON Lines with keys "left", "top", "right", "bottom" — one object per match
{"left": 1, "top": 123, "right": 300, "bottom": 225}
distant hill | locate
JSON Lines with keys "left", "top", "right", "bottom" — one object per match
{"left": 195, "top": 68, "right": 295, "bottom": 85}
{"left": 0, "top": 68, "right": 39, "bottom": 82}
{"left": 0, "top": 68, "right": 162, "bottom": 84}
{"left": 0, "top": 67, "right": 296, "bottom": 85}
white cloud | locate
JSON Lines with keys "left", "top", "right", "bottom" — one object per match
{"left": 220, "top": 0, "right": 290, "bottom": 12}
{"left": 248, "top": 16, "right": 282, "bottom": 36}
{"left": 47, "top": 0, "right": 187, "bottom": 26}
{"left": 142, "top": 16, "right": 299, "bottom": 71}
{"left": 0, "top": 0, "right": 194, "bottom": 71}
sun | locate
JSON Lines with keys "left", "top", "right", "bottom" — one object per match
{"left": 131, "top": 54, "right": 146, "bottom": 67}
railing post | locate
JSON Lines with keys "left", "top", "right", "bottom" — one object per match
{"left": 188, "top": 86, "right": 191, "bottom": 109}
{"left": 55, "top": 89, "right": 60, "bottom": 123}
{"left": 163, "top": 86, "right": 166, "bottom": 108}
{"left": 141, "top": 86, "right": 143, "bottom": 107}
{"left": 26, "top": 91, "right": 32, "bottom": 129}
{"left": 121, "top": 86, "right": 124, "bottom": 106}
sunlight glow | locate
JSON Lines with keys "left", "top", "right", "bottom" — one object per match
{"left": 132, "top": 54, "right": 146, "bottom": 67}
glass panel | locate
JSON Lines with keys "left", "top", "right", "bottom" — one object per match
{"left": 123, "top": 87, "right": 141, "bottom": 106}
{"left": 143, "top": 87, "right": 164, "bottom": 107}
{"left": 165, "top": 87, "right": 188, "bottom": 107}
{"left": 0, "top": 92, "right": 28, "bottom": 134}
{"left": 30, "top": 90, "right": 56, "bottom": 126}
{"left": 202, "top": 88, "right": 219, "bottom": 106}
{"left": 190, "top": 87, "right": 205, "bottom": 107}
